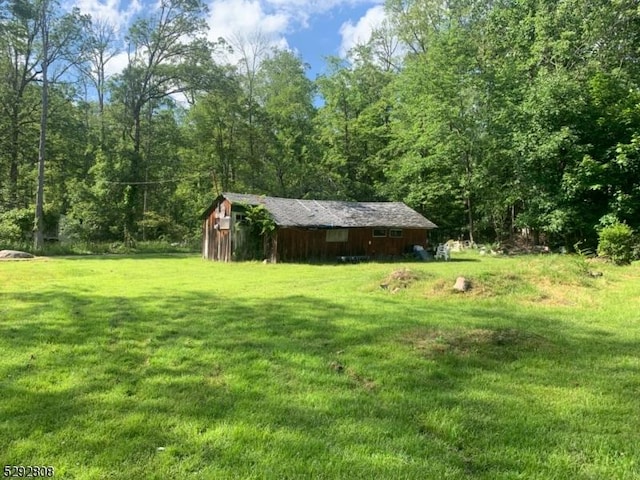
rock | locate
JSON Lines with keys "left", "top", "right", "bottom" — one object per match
{"left": 453, "top": 276, "right": 471, "bottom": 292}
{"left": 0, "top": 250, "right": 34, "bottom": 259}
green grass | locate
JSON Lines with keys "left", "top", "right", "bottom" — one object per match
{"left": 1, "top": 240, "right": 199, "bottom": 256}
{"left": 1, "top": 253, "right": 639, "bottom": 479}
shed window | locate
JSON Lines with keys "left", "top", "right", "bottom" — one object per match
{"left": 326, "top": 229, "right": 348, "bottom": 242}
{"left": 372, "top": 228, "right": 387, "bottom": 237}
{"left": 218, "top": 217, "right": 231, "bottom": 230}
{"left": 389, "top": 229, "right": 403, "bottom": 238}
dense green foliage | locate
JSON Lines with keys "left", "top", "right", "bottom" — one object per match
{"left": 597, "top": 222, "right": 635, "bottom": 265}
{"left": 1, "top": 255, "right": 640, "bottom": 478}
{"left": 1, "top": 0, "right": 639, "bottom": 249}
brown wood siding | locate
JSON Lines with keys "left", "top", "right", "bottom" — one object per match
{"left": 202, "top": 198, "right": 233, "bottom": 261}
{"left": 202, "top": 198, "right": 432, "bottom": 262}
{"left": 275, "top": 227, "right": 429, "bottom": 262}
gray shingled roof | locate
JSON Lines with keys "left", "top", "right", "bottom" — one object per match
{"left": 222, "top": 193, "right": 438, "bottom": 229}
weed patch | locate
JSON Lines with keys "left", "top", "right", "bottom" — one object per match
{"left": 380, "top": 268, "right": 423, "bottom": 293}
{"left": 423, "top": 272, "right": 534, "bottom": 299}
{"left": 402, "top": 327, "right": 552, "bottom": 359}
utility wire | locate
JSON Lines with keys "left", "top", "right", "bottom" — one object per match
{"left": 102, "top": 174, "right": 208, "bottom": 186}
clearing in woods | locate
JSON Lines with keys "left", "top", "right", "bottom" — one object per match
{"left": 1, "top": 253, "right": 639, "bottom": 479}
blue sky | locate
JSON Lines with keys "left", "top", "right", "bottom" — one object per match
{"left": 72, "top": 0, "right": 388, "bottom": 79}
{"left": 286, "top": 2, "right": 386, "bottom": 78}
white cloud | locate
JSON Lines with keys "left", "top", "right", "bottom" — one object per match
{"left": 266, "top": 0, "right": 374, "bottom": 14}
{"left": 338, "top": 4, "right": 386, "bottom": 57}
{"left": 208, "top": 0, "right": 289, "bottom": 40}
{"left": 207, "top": 0, "right": 291, "bottom": 64}
{"left": 68, "top": 0, "right": 143, "bottom": 78}
{"left": 73, "top": 0, "right": 143, "bottom": 33}
{"left": 71, "top": 0, "right": 385, "bottom": 75}
{"left": 207, "top": 0, "right": 382, "bottom": 64}
{"left": 208, "top": 0, "right": 290, "bottom": 45}
{"left": 104, "top": 51, "right": 130, "bottom": 78}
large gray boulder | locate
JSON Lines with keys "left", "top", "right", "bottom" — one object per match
{"left": 0, "top": 250, "right": 35, "bottom": 259}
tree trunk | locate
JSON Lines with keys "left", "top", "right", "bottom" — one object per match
{"left": 98, "top": 54, "right": 106, "bottom": 148}
{"left": 34, "top": 1, "right": 49, "bottom": 251}
{"left": 124, "top": 107, "right": 143, "bottom": 243}
{"left": 464, "top": 151, "right": 475, "bottom": 244}
{"left": 466, "top": 195, "right": 475, "bottom": 245}
{"left": 9, "top": 112, "right": 20, "bottom": 207}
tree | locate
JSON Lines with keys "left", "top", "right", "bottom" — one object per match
{"left": 0, "top": 0, "right": 42, "bottom": 209}
{"left": 383, "top": 0, "right": 490, "bottom": 241}
{"left": 109, "top": 0, "right": 210, "bottom": 240}
{"left": 31, "top": 0, "right": 89, "bottom": 250}
{"left": 186, "top": 66, "right": 246, "bottom": 195}
{"left": 230, "top": 31, "right": 270, "bottom": 171}
{"left": 254, "top": 49, "right": 317, "bottom": 197}
{"left": 79, "top": 19, "right": 118, "bottom": 148}
{"left": 316, "top": 50, "right": 394, "bottom": 201}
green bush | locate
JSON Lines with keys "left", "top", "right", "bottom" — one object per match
{"left": 597, "top": 222, "right": 635, "bottom": 265}
{"left": 137, "top": 211, "right": 183, "bottom": 241}
{"left": 0, "top": 220, "right": 22, "bottom": 245}
{"left": 0, "top": 208, "right": 33, "bottom": 247}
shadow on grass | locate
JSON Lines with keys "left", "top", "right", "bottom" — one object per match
{"left": 1, "top": 288, "right": 639, "bottom": 477}
{"left": 295, "top": 257, "right": 481, "bottom": 266}
{"left": 51, "top": 253, "right": 199, "bottom": 261}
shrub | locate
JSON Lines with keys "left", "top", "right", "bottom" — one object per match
{"left": 597, "top": 222, "right": 635, "bottom": 265}
{"left": 0, "top": 219, "right": 22, "bottom": 245}
{"left": 0, "top": 208, "right": 33, "bottom": 246}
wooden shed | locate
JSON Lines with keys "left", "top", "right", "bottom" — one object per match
{"left": 201, "top": 193, "right": 438, "bottom": 263}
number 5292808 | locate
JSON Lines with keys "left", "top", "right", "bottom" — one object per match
{"left": 3, "top": 466, "right": 55, "bottom": 477}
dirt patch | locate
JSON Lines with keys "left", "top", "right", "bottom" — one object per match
{"left": 346, "top": 367, "right": 377, "bottom": 391}
{"left": 328, "top": 360, "right": 376, "bottom": 391}
{"left": 380, "top": 268, "right": 421, "bottom": 293}
{"left": 402, "top": 327, "right": 551, "bottom": 358}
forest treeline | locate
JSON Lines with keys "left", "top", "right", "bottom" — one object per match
{"left": 1, "top": 0, "right": 639, "bottom": 250}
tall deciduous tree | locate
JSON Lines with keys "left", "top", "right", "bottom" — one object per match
{"left": 109, "top": 0, "right": 209, "bottom": 239}
{"left": 0, "top": 0, "right": 41, "bottom": 209}
{"left": 80, "top": 19, "right": 118, "bottom": 148}
{"left": 254, "top": 49, "right": 317, "bottom": 197}
{"left": 33, "top": 0, "right": 88, "bottom": 250}
{"left": 186, "top": 66, "right": 245, "bottom": 194}
{"left": 231, "top": 31, "right": 270, "bottom": 172}
{"left": 383, "top": 0, "right": 490, "bottom": 241}
{"left": 316, "top": 49, "right": 394, "bottom": 201}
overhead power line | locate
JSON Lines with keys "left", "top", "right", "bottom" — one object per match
{"left": 102, "top": 173, "right": 208, "bottom": 185}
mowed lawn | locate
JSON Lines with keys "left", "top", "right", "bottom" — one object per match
{"left": 1, "top": 253, "right": 639, "bottom": 479}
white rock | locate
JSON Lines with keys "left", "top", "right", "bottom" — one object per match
{"left": 453, "top": 276, "right": 471, "bottom": 292}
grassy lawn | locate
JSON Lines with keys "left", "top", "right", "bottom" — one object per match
{"left": 1, "top": 253, "right": 639, "bottom": 479}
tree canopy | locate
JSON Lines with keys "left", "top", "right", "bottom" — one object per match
{"left": 1, "top": 0, "right": 638, "bottom": 249}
